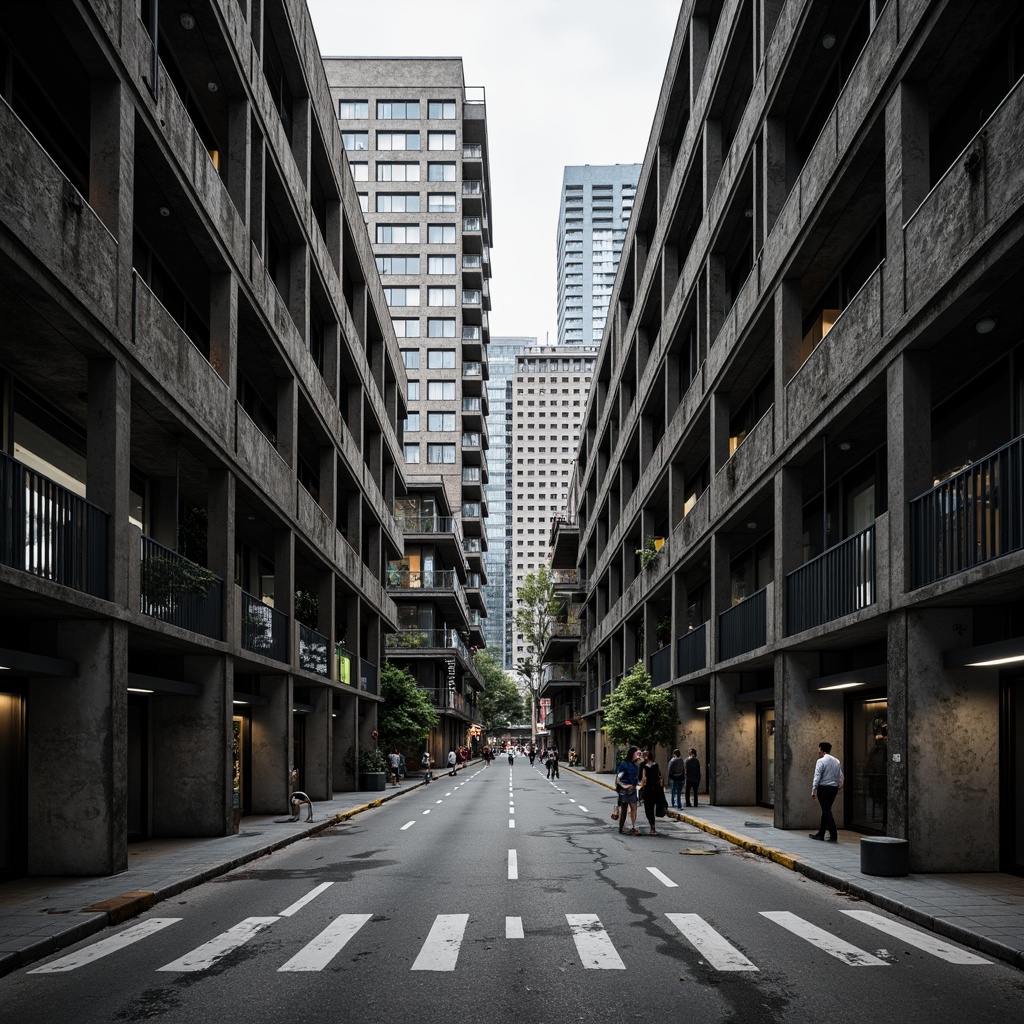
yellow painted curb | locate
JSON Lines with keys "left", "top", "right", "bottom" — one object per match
{"left": 83, "top": 890, "right": 156, "bottom": 925}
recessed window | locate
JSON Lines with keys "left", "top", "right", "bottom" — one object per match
{"left": 383, "top": 287, "right": 420, "bottom": 307}
{"left": 376, "top": 193, "right": 421, "bottom": 213}
{"left": 428, "top": 412, "right": 457, "bottom": 430}
{"left": 376, "top": 162, "right": 420, "bottom": 182}
{"left": 377, "top": 132, "right": 420, "bottom": 151}
{"left": 427, "top": 318, "right": 456, "bottom": 338}
{"left": 427, "top": 349, "right": 456, "bottom": 368}
{"left": 407, "top": 381, "right": 420, "bottom": 401}
{"left": 428, "top": 256, "right": 457, "bottom": 274}
{"left": 428, "top": 131, "right": 457, "bottom": 151}
{"left": 427, "top": 225, "right": 456, "bottom": 244}
{"left": 401, "top": 349, "right": 420, "bottom": 369}
{"left": 349, "top": 162, "right": 368, "bottom": 181}
{"left": 404, "top": 443, "right": 420, "bottom": 464}
{"left": 427, "top": 380, "right": 456, "bottom": 400}
{"left": 339, "top": 100, "right": 368, "bottom": 119}
{"left": 428, "top": 163, "right": 457, "bottom": 181}
{"left": 377, "top": 100, "right": 420, "bottom": 119}
{"left": 341, "top": 132, "right": 368, "bottom": 151}
{"left": 376, "top": 224, "right": 420, "bottom": 244}
{"left": 428, "top": 100, "right": 456, "bottom": 119}
{"left": 377, "top": 256, "right": 421, "bottom": 275}
{"left": 427, "top": 443, "right": 456, "bottom": 463}
{"left": 428, "top": 193, "right": 457, "bottom": 212}
{"left": 405, "top": 412, "right": 420, "bottom": 431}
{"left": 392, "top": 318, "right": 420, "bottom": 338}
{"left": 428, "top": 287, "right": 456, "bottom": 306}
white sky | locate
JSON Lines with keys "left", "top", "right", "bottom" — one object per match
{"left": 307, "top": 0, "right": 681, "bottom": 343}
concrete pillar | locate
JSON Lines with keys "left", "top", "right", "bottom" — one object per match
{"left": 333, "top": 689, "right": 358, "bottom": 791}
{"left": 209, "top": 272, "right": 237, "bottom": 390}
{"left": 291, "top": 95, "right": 311, "bottom": 191}
{"left": 250, "top": 127, "right": 265, "bottom": 256}
{"left": 87, "top": 357, "right": 130, "bottom": 606}
{"left": 227, "top": 98, "right": 250, "bottom": 222}
{"left": 773, "top": 279, "right": 802, "bottom": 450}
{"left": 26, "top": 620, "right": 128, "bottom": 875}
{"left": 208, "top": 468, "right": 236, "bottom": 646}
{"left": 274, "top": 527, "right": 295, "bottom": 625}
{"left": 304, "top": 686, "right": 332, "bottom": 801}
{"left": 709, "top": 389, "right": 730, "bottom": 479}
{"left": 690, "top": 8, "right": 710, "bottom": 103}
{"left": 152, "top": 654, "right": 232, "bottom": 836}
{"left": 708, "top": 530, "right": 731, "bottom": 669}
{"left": 774, "top": 464, "right": 802, "bottom": 638}
{"left": 709, "top": 672, "right": 755, "bottom": 804}
{"left": 704, "top": 120, "right": 723, "bottom": 212}
{"left": 277, "top": 375, "right": 297, "bottom": 469}
{"left": 250, "top": 674, "right": 290, "bottom": 814}
{"left": 762, "top": 117, "right": 787, "bottom": 243}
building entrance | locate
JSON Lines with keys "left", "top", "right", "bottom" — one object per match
{"left": 845, "top": 694, "right": 888, "bottom": 834}
{"left": 757, "top": 705, "right": 775, "bottom": 807}
{"left": 1000, "top": 671, "right": 1024, "bottom": 876}
{"left": 0, "top": 686, "right": 26, "bottom": 879}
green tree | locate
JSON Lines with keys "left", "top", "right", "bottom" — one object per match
{"left": 513, "top": 567, "right": 562, "bottom": 742}
{"left": 475, "top": 649, "right": 526, "bottom": 732}
{"left": 379, "top": 662, "right": 440, "bottom": 750}
{"left": 601, "top": 662, "right": 676, "bottom": 755}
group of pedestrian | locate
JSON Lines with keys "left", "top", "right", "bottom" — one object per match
{"left": 545, "top": 748, "right": 560, "bottom": 778}
{"left": 615, "top": 746, "right": 701, "bottom": 836}
{"left": 666, "top": 747, "right": 701, "bottom": 808}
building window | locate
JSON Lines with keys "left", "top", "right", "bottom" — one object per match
{"left": 349, "top": 162, "right": 368, "bottom": 181}
{"left": 428, "top": 287, "right": 456, "bottom": 306}
{"left": 377, "top": 256, "right": 421, "bottom": 275}
{"left": 407, "top": 381, "right": 420, "bottom": 401}
{"left": 428, "top": 225, "right": 456, "bottom": 244}
{"left": 341, "top": 132, "right": 368, "bottom": 151}
{"left": 376, "top": 193, "right": 421, "bottom": 213}
{"left": 427, "top": 349, "right": 456, "bottom": 368}
{"left": 377, "top": 132, "right": 420, "bottom": 151}
{"left": 401, "top": 350, "right": 420, "bottom": 369}
{"left": 392, "top": 318, "right": 420, "bottom": 338}
{"left": 339, "top": 100, "right": 368, "bottom": 119}
{"left": 405, "top": 412, "right": 420, "bottom": 431}
{"left": 428, "top": 193, "right": 457, "bottom": 212}
{"left": 427, "top": 443, "right": 457, "bottom": 463}
{"left": 383, "top": 287, "right": 420, "bottom": 307}
{"left": 428, "top": 256, "right": 457, "bottom": 274}
{"left": 428, "top": 100, "right": 456, "bottom": 119}
{"left": 376, "top": 162, "right": 420, "bottom": 182}
{"left": 358, "top": 193, "right": 368, "bottom": 212}
{"left": 377, "top": 100, "right": 420, "bottom": 119}
{"left": 404, "top": 444, "right": 420, "bottom": 464}
{"left": 376, "top": 224, "right": 420, "bottom": 243}
{"left": 428, "top": 131, "right": 457, "bottom": 151}
{"left": 428, "top": 412, "right": 457, "bottom": 430}
{"left": 428, "top": 163, "right": 457, "bottom": 181}
{"left": 427, "top": 318, "right": 456, "bottom": 338}
{"left": 427, "top": 381, "right": 456, "bottom": 400}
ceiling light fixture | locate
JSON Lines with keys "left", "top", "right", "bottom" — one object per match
{"left": 822, "top": 32, "right": 836, "bottom": 49}
{"left": 975, "top": 316, "right": 997, "bottom": 335}
{"left": 695, "top": 704, "right": 711, "bottom": 712}
{"left": 818, "top": 682, "right": 863, "bottom": 691}
{"left": 207, "top": 81, "right": 218, "bottom": 93}
{"left": 159, "top": 206, "right": 170, "bottom": 217}
{"left": 747, "top": 521, "right": 757, "bottom": 530}
{"left": 839, "top": 441, "right": 852, "bottom": 452}
{"left": 180, "top": 13, "right": 196, "bottom": 30}
{"left": 127, "top": 687, "right": 154, "bottom": 694}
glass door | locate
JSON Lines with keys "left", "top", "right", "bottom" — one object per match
{"left": 846, "top": 695, "right": 888, "bottom": 833}
{"left": 1000, "top": 671, "right": 1024, "bottom": 875}
{"left": 757, "top": 705, "right": 775, "bottom": 807}
{"left": 0, "top": 688, "right": 26, "bottom": 880}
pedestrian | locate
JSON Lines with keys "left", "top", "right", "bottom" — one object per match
{"left": 529, "top": 746, "right": 536, "bottom": 766}
{"left": 809, "top": 740, "right": 844, "bottom": 842}
{"left": 387, "top": 748, "right": 401, "bottom": 787}
{"left": 568, "top": 747, "right": 577, "bottom": 766}
{"left": 639, "top": 749, "right": 666, "bottom": 834}
{"left": 421, "top": 749, "right": 433, "bottom": 783}
{"left": 447, "top": 748, "right": 457, "bottom": 776}
{"left": 550, "top": 747, "right": 560, "bottom": 779}
{"left": 615, "top": 746, "right": 641, "bottom": 835}
{"left": 667, "top": 747, "right": 684, "bottom": 808}
{"left": 684, "top": 747, "right": 702, "bottom": 807}
{"left": 508, "top": 748, "right": 514, "bottom": 766}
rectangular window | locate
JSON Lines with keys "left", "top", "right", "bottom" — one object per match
{"left": 377, "top": 132, "right": 420, "bottom": 151}
{"left": 404, "top": 444, "right": 420, "bottom": 464}
{"left": 377, "top": 100, "right": 420, "bottom": 119}
{"left": 358, "top": 193, "right": 368, "bottom": 212}
{"left": 407, "top": 381, "right": 420, "bottom": 401}
{"left": 392, "top": 318, "right": 420, "bottom": 338}
{"left": 428, "top": 256, "right": 457, "bottom": 274}
{"left": 427, "top": 225, "right": 456, "bottom": 244}
{"left": 377, "top": 256, "right": 421, "bottom": 275}
{"left": 376, "top": 162, "right": 420, "bottom": 182}
{"left": 427, "top": 412, "right": 457, "bottom": 430}
{"left": 428, "top": 193, "right": 457, "bottom": 212}
{"left": 427, "top": 381, "right": 456, "bottom": 400}
{"left": 339, "top": 100, "right": 368, "bottom": 119}
{"left": 428, "top": 100, "right": 456, "bottom": 119}
{"left": 376, "top": 193, "right": 421, "bottom": 213}
{"left": 427, "top": 163, "right": 457, "bottom": 181}
{"left": 383, "top": 287, "right": 420, "bottom": 307}
{"left": 349, "top": 162, "right": 368, "bottom": 181}
{"left": 376, "top": 224, "right": 420, "bottom": 243}
{"left": 427, "top": 318, "right": 457, "bottom": 338}
{"left": 427, "top": 349, "right": 456, "bottom": 368}
{"left": 428, "top": 287, "right": 456, "bottom": 306}
{"left": 405, "top": 412, "right": 420, "bottom": 431}
{"left": 342, "top": 132, "right": 368, "bottom": 151}
{"left": 428, "top": 131, "right": 457, "bottom": 151}
{"left": 427, "top": 443, "right": 456, "bottom": 463}
{"left": 401, "top": 350, "right": 420, "bottom": 369}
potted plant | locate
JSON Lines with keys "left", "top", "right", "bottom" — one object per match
{"left": 358, "top": 746, "right": 388, "bottom": 791}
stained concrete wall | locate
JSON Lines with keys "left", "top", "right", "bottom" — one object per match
{"left": 305, "top": 687, "right": 332, "bottom": 801}
{"left": 26, "top": 621, "right": 128, "bottom": 875}
{"left": 709, "top": 673, "right": 756, "bottom": 804}
{"left": 333, "top": 691, "right": 358, "bottom": 792}
{"left": 251, "top": 675, "right": 290, "bottom": 814}
{"left": 675, "top": 688, "right": 708, "bottom": 796}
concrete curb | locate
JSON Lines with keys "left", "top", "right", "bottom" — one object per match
{"left": 563, "top": 766, "right": 1024, "bottom": 971}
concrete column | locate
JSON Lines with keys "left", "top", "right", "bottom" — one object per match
{"left": 227, "top": 97, "right": 250, "bottom": 222}
{"left": 690, "top": 8, "right": 710, "bottom": 102}
{"left": 708, "top": 530, "right": 730, "bottom": 670}
{"left": 276, "top": 375, "right": 297, "bottom": 469}
{"left": 291, "top": 95, "right": 311, "bottom": 191}
{"left": 305, "top": 686, "right": 332, "bottom": 802}
{"left": 209, "top": 272, "right": 237, "bottom": 390}
{"left": 274, "top": 528, "right": 295, "bottom": 625}
{"left": 323, "top": 320, "right": 342, "bottom": 403}
{"left": 709, "top": 672, "right": 756, "bottom": 804}
{"left": 333, "top": 689, "right": 358, "bottom": 791}
{"left": 290, "top": 246, "right": 310, "bottom": 350}
{"left": 249, "top": 127, "right": 265, "bottom": 256}
{"left": 762, "top": 117, "right": 787, "bottom": 242}
{"left": 773, "top": 279, "right": 802, "bottom": 451}
{"left": 705, "top": 253, "right": 726, "bottom": 355}
{"left": 709, "top": 389, "right": 730, "bottom": 479}
{"left": 671, "top": 572, "right": 689, "bottom": 676}
{"left": 774, "top": 464, "right": 802, "bottom": 638}
{"left": 250, "top": 674, "right": 290, "bottom": 814}
{"left": 319, "top": 444, "right": 338, "bottom": 525}
{"left": 87, "top": 357, "right": 131, "bottom": 606}
{"left": 704, "top": 120, "right": 723, "bottom": 212}
{"left": 26, "top": 620, "right": 128, "bottom": 875}
{"left": 208, "top": 468, "right": 236, "bottom": 646}
{"left": 152, "top": 654, "right": 232, "bottom": 836}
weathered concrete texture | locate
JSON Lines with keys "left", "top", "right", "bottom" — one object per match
{"left": 709, "top": 673, "right": 756, "bottom": 804}
{"left": 151, "top": 656, "right": 232, "bottom": 837}
{"left": 251, "top": 675, "right": 290, "bottom": 814}
{"left": 775, "top": 651, "right": 844, "bottom": 832}
{"left": 305, "top": 687, "right": 332, "bottom": 801}
{"left": 332, "top": 692, "right": 357, "bottom": 792}
{"left": 26, "top": 620, "right": 127, "bottom": 875}
{"left": 905, "top": 608, "right": 998, "bottom": 872}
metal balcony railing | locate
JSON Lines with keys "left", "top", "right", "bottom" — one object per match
{"left": 650, "top": 644, "right": 672, "bottom": 686}
{"left": 462, "top": 397, "right": 483, "bottom": 412}
{"left": 786, "top": 524, "right": 876, "bottom": 635}
{"left": 462, "top": 432, "right": 482, "bottom": 447}
{"left": 718, "top": 587, "right": 767, "bottom": 661}
{"left": 543, "top": 662, "right": 580, "bottom": 685}
{"left": 677, "top": 623, "right": 707, "bottom": 676}
{"left": 462, "top": 217, "right": 481, "bottom": 231}
{"left": 336, "top": 644, "right": 356, "bottom": 685}
{"left": 910, "top": 435, "right": 1024, "bottom": 587}
{"left": 462, "top": 180, "right": 482, "bottom": 195}
{"left": 386, "top": 568, "right": 458, "bottom": 590}
{"left": 240, "top": 590, "right": 287, "bottom": 662}
{"left": 299, "top": 623, "right": 329, "bottom": 677}
{"left": 463, "top": 362, "right": 482, "bottom": 377}
{"left": 360, "top": 658, "right": 378, "bottom": 695}
{"left": 396, "top": 514, "right": 458, "bottom": 535}
{"left": 462, "top": 254, "right": 482, "bottom": 269}
{"left": 586, "top": 688, "right": 599, "bottom": 713}
{"left": 462, "top": 326, "right": 481, "bottom": 341}
{"left": 386, "top": 628, "right": 471, "bottom": 662}
{"left": 0, "top": 450, "right": 108, "bottom": 598}
{"left": 462, "top": 144, "right": 482, "bottom": 158}
{"left": 462, "top": 503, "right": 482, "bottom": 518}
{"left": 462, "top": 290, "right": 481, "bottom": 304}
{"left": 140, "top": 535, "right": 222, "bottom": 639}
{"left": 462, "top": 467, "right": 482, "bottom": 483}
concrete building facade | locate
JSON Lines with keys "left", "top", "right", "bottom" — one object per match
{"left": 572, "top": 0, "right": 1024, "bottom": 875}
{"left": 322, "top": 58, "right": 493, "bottom": 756}
{"left": 0, "top": 0, "right": 407, "bottom": 879}
{"left": 557, "top": 165, "right": 640, "bottom": 346}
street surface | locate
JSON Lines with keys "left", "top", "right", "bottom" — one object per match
{"left": 3, "top": 761, "right": 1022, "bottom": 1023}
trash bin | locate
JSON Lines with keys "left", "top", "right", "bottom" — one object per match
{"left": 860, "top": 836, "right": 909, "bottom": 877}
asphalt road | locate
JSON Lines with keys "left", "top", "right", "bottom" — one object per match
{"left": 3, "top": 761, "right": 1023, "bottom": 1023}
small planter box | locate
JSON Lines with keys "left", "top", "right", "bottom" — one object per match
{"left": 359, "top": 772, "right": 386, "bottom": 792}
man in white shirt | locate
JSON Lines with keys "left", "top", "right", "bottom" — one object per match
{"left": 810, "top": 741, "right": 844, "bottom": 842}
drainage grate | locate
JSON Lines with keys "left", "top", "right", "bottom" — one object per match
{"left": 742, "top": 822, "right": 773, "bottom": 828}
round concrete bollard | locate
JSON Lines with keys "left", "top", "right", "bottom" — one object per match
{"left": 860, "top": 836, "right": 909, "bottom": 877}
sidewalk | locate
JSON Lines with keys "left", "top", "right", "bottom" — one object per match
{"left": 571, "top": 768, "right": 1024, "bottom": 970}
{"left": 1, "top": 763, "right": 1022, "bottom": 977}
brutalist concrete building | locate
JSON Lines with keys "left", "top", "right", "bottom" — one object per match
{"left": 0, "top": 0, "right": 406, "bottom": 878}
{"left": 576, "top": 0, "right": 1024, "bottom": 873}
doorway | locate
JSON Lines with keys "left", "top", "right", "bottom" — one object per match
{"left": 0, "top": 687, "right": 26, "bottom": 880}
{"left": 127, "top": 693, "right": 149, "bottom": 841}
{"left": 845, "top": 694, "right": 888, "bottom": 834}
{"left": 757, "top": 705, "right": 775, "bottom": 807}
{"left": 1000, "top": 671, "right": 1024, "bottom": 875}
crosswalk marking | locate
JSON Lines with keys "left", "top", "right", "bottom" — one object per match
{"left": 157, "top": 917, "right": 278, "bottom": 972}
{"left": 666, "top": 913, "right": 758, "bottom": 971}
{"left": 279, "top": 882, "right": 333, "bottom": 918}
{"left": 278, "top": 914, "right": 372, "bottom": 972}
{"left": 646, "top": 867, "right": 678, "bottom": 888}
{"left": 579, "top": 806, "right": 589, "bottom": 812}
{"left": 566, "top": 914, "right": 625, "bottom": 969}
{"left": 508, "top": 850, "right": 518, "bottom": 879}
{"left": 401, "top": 821, "right": 416, "bottom": 830}
{"left": 760, "top": 911, "right": 888, "bottom": 966}
{"left": 841, "top": 910, "right": 992, "bottom": 965}
{"left": 506, "top": 916, "right": 524, "bottom": 938}
{"left": 411, "top": 914, "right": 469, "bottom": 971}
{"left": 28, "top": 918, "right": 181, "bottom": 973}
{"left": 509, "top": 819, "right": 515, "bottom": 828}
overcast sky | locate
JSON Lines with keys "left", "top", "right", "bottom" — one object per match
{"left": 307, "top": 0, "right": 681, "bottom": 344}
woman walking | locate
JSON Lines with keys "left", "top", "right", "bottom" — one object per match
{"left": 640, "top": 749, "right": 666, "bottom": 835}
{"left": 615, "top": 746, "right": 642, "bottom": 835}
